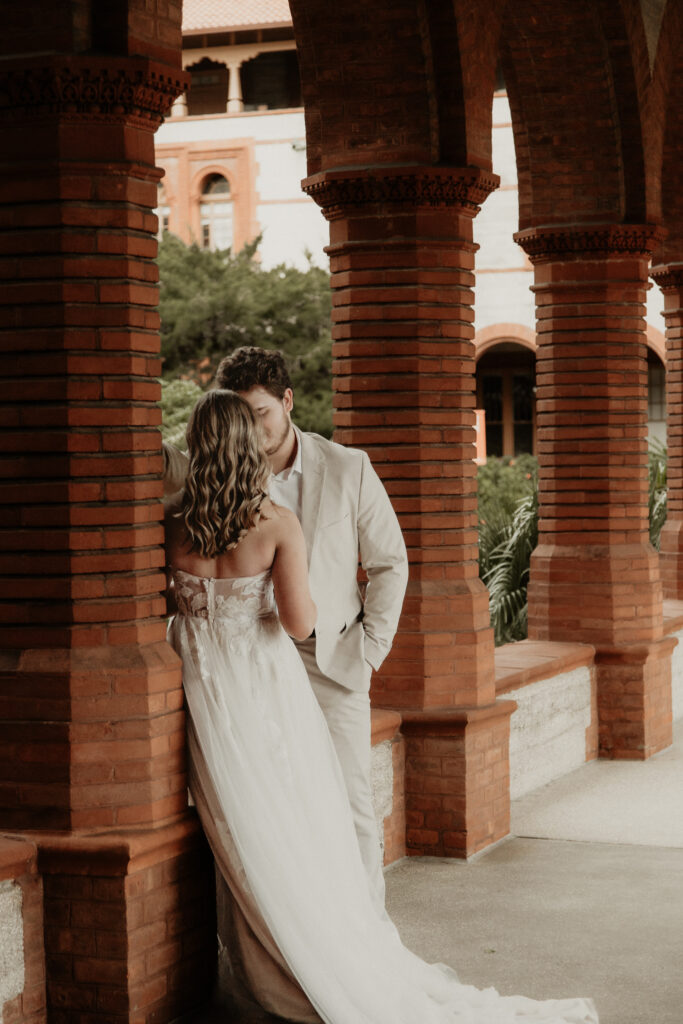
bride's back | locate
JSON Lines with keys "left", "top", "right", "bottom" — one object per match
{"left": 165, "top": 496, "right": 286, "bottom": 580}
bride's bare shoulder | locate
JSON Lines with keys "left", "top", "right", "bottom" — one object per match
{"left": 261, "top": 497, "right": 296, "bottom": 523}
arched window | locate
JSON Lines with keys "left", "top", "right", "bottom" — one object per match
{"left": 200, "top": 174, "right": 233, "bottom": 251}
{"left": 241, "top": 50, "right": 301, "bottom": 110}
{"left": 187, "top": 58, "right": 229, "bottom": 116}
{"left": 156, "top": 185, "right": 170, "bottom": 241}
{"left": 476, "top": 343, "right": 537, "bottom": 457}
{"left": 647, "top": 349, "right": 666, "bottom": 445}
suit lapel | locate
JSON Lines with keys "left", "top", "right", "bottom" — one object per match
{"left": 298, "top": 431, "right": 325, "bottom": 563}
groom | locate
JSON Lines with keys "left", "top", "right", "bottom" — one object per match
{"left": 168, "top": 346, "right": 408, "bottom": 904}
{"left": 216, "top": 347, "right": 408, "bottom": 905}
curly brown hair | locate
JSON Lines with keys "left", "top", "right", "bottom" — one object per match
{"left": 181, "top": 390, "right": 270, "bottom": 557}
{"left": 214, "top": 346, "right": 293, "bottom": 398}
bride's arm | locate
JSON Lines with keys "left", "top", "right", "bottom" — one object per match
{"left": 270, "top": 507, "right": 317, "bottom": 641}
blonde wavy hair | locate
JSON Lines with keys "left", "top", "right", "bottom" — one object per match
{"left": 181, "top": 389, "right": 270, "bottom": 556}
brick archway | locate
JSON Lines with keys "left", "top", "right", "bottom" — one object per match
{"left": 1, "top": 1, "right": 682, "bottom": 1021}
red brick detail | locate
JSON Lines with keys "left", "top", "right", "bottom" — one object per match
{"left": 651, "top": 265, "right": 683, "bottom": 598}
{"left": 595, "top": 637, "right": 674, "bottom": 759}
{"left": 0, "top": 56, "right": 187, "bottom": 128}
{"left": 0, "top": 55, "right": 184, "bottom": 651}
{"left": 34, "top": 818, "right": 215, "bottom": 1024}
{"left": 501, "top": 6, "right": 655, "bottom": 231}
{"left": 493, "top": 638, "right": 595, "bottom": 695}
{"left": 0, "top": 52, "right": 192, "bottom": 831}
{"left": 0, "top": 837, "right": 46, "bottom": 1024}
{"left": 400, "top": 702, "right": 514, "bottom": 858}
{"left": 514, "top": 227, "right": 671, "bottom": 759}
{"left": 0, "top": 643, "right": 185, "bottom": 831}
{"left": 292, "top": 2, "right": 504, "bottom": 175}
{"left": 514, "top": 228, "right": 665, "bottom": 648}
{"left": 304, "top": 166, "right": 499, "bottom": 710}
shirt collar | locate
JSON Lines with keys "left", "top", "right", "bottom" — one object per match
{"left": 273, "top": 424, "right": 302, "bottom": 482}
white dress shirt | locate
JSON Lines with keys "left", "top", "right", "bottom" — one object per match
{"left": 268, "top": 426, "right": 303, "bottom": 520}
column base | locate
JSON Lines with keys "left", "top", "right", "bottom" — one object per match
{"left": 400, "top": 702, "right": 515, "bottom": 858}
{"left": 528, "top": 543, "right": 663, "bottom": 647}
{"left": 595, "top": 636, "right": 675, "bottom": 758}
{"left": 23, "top": 816, "right": 215, "bottom": 1024}
{"left": 373, "top": 580, "right": 496, "bottom": 709}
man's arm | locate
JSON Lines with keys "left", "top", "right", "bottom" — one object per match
{"left": 356, "top": 452, "right": 409, "bottom": 670}
{"left": 162, "top": 441, "right": 189, "bottom": 499}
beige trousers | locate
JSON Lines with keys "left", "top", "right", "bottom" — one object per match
{"left": 295, "top": 638, "right": 386, "bottom": 908}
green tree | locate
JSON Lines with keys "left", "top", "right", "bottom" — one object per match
{"left": 157, "top": 234, "right": 333, "bottom": 437}
{"left": 648, "top": 438, "right": 667, "bottom": 549}
{"left": 160, "top": 378, "right": 204, "bottom": 448}
{"left": 478, "top": 456, "right": 538, "bottom": 645}
{"left": 477, "top": 448, "right": 668, "bottom": 645}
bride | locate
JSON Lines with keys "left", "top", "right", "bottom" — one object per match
{"left": 165, "top": 389, "right": 599, "bottom": 1024}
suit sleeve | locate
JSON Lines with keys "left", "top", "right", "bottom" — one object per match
{"left": 356, "top": 452, "right": 409, "bottom": 670}
{"left": 162, "top": 442, "right": 189, "bottom": 499}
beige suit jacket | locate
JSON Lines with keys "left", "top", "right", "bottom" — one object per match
{"left": 162, "top": 431, "right": 408, "bottom": 693}
{"left": 298, "top": 431, "right": 408, "bottom": 692}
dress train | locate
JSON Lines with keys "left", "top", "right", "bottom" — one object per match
{"left": 168, "top": 569, "right": 599, "bottom": 1024}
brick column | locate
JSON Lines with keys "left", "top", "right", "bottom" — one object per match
{"left": 0, "top": 57, "right": 215, "bottom": 1022}
{"left": 303, "top": 166, "right": 515, "bottom": 857}
{"left": 650, "top": 264, "right": 683, "bottom": 598}
{"left": 516, "top": 225, "right": 673, "bottom": 760}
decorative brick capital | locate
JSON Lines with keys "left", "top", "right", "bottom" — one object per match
{"left": 514, "top": 223, "right": 665, "bottom": 263}
{"left": 302, "top": 165, "right": 499, "bottom": 221}
{"left": 0, "top": 55, "right": 189, "bottom": 127}
{"left": 650, "top": 262, "right": 683, "bottom": 292}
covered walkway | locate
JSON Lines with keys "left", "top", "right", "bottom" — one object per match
{"left": 388, "top": 720, "right": 683, "bottom": 1024}
{"left": 197, "top": 722, "right": 683, "bottom": 1024}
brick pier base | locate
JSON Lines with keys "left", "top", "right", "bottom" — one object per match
{"left": 37, "top": 819, "right": 215, "bottom": 1024}
{"left": 401, "top": 703, "right": 515, "bottom": 858}
{"left": 595, "top": 638, "right": 675, "bottom": 758}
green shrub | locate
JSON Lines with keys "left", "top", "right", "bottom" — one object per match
{"left": 160, "top": 378, "right": 204, "bottom": 449}
{"left": 478, "top": 457, "right": 538, "bottom": 645}
{"left": 478, "top": 447, "right": 668, "bottom": 645}
{"left": 649, "top": 439, "right": 667, "bottom": 549}
{"left": 157, "top": 233, "right": 333, "bottom": 438}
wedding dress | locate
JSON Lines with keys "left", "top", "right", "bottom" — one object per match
{"left": 168, "top": 568, "right": 599, "bottom": 1024}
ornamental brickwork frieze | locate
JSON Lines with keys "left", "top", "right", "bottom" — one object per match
{"left": 302, "top": 166, "right": 499, "bottom": 221}
{"left": 514, "top": 224, "right": 665, "bottom": 263}
{"left": 0, "top": 56, "right": 188, "bottom": 127}
{"left": 650, "top": 263, "right": 683, "bottom": 292}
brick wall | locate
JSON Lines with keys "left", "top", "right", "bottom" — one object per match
{"left": 38, "top": 823, "right": 215, "bottom": 1024}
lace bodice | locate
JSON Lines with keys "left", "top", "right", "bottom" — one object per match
{"left": 173, "top": 568, "right": 276, "bottom": 627}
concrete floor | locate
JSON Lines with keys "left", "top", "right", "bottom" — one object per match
{"left": 188, "top": 723, "right": 683, "bottom": 1023}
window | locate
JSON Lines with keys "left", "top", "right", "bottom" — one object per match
{"left": 476, "top": 344, "right": 537, "bottom": 458}
{"left": 187, "top": 58, "right": 229, "bottom": 116}
{"left": 241, "top": 50, "right": 301, "bottom": 110}
{"left": 156, "top": 185, "right": 170, "bottom": 241}
{"left": 648, "top": 355, "right": 666, "bottom": 422}
{"left": 482, "top": 375, "right": 504, "bottom": 457}
{"left": 199, "top": 174, "right": 233, "bottom": 251}
{"left": 512, "top": 374, "right": 534, "bottom": 455}
{"left": 647, "top": 350, "right": 666, "bottom": 445}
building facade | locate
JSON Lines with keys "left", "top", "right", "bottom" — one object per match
{"left": 158, "top": 3, "right": 669, "bottom": 455}
{"left": 155, "top": 0, "right": 328, "bottom": 269}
